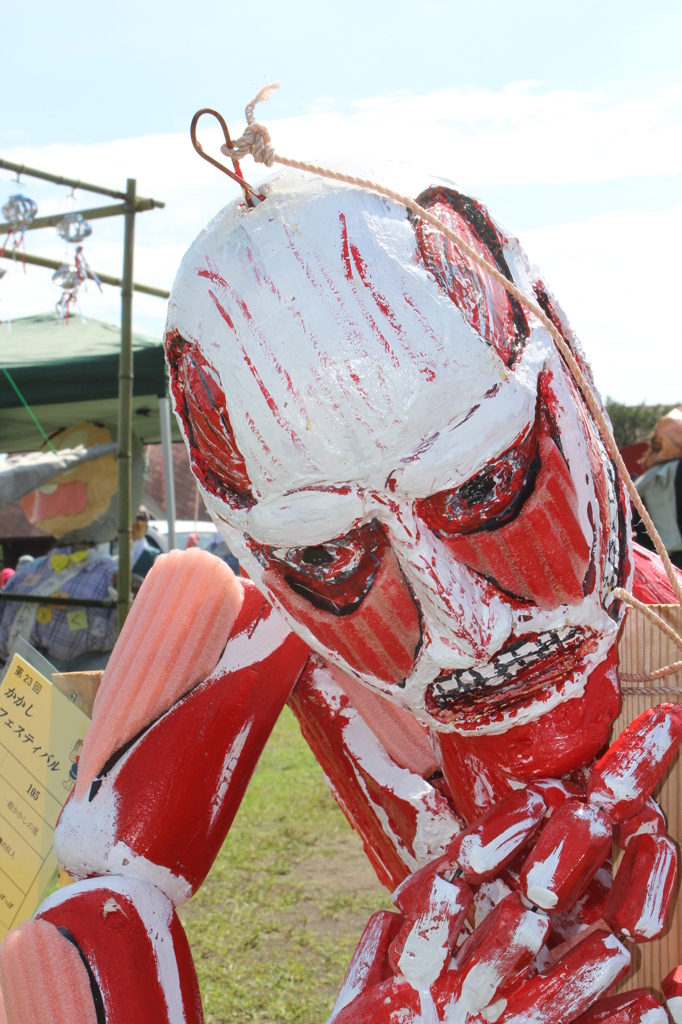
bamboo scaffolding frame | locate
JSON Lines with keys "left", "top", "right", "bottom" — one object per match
{"left": 0, "top": 158, "right": 148, "bottom": 203}
{"left": 0, "top": 159, "right": 168, "bottom": 630}
{"left": 0, "top": 198, "right": 163, "bottom": 236}
{"left": 0, "top": 250, "right": 169, "bottom": 297}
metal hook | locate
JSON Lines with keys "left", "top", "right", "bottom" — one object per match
{"left": 190, "top": 108, "right": 265, "bottom": 207}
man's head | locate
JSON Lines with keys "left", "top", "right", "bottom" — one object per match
{"left": 132, "top": 508, "right": 150, "bottom": 543}
{"left": 165, "top": 170, "right": 632, "bottom": 733}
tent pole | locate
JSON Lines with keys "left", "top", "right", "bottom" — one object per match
{"left": 158, "top": 395, "right": 177, "bottom": 550}
{"left": 117, "top": 178, "right": 136, "bottom": 631}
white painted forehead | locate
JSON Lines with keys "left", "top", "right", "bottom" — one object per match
{"left": 167, "top": 170, "right": 547, "bottom": 500}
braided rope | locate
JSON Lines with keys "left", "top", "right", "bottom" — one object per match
{"left": 620, "top": 684, "right": 682, "bottom": 696}
{"left": 221, "top": 85, "right": 682, "bottom": 686}
{"left": 620, "top": 663, "right": 682, "bottom": 684}
{"left": 613, "top": 588, "right": 682, "bottom": 654}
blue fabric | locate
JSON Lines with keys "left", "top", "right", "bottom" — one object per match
{"left": 0, "top": 548, "right": 118, "bottom": 663}
{"left": 132, "top": 540, "right": 159, "bottom": 578}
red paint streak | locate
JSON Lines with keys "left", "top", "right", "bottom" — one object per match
{"left": 345, "top": 239, "right": 400, "bottom": 369}
{"left": 402, "top": 290, "right": 444, "bottom": 352}
{"left": 236, "top": 293, "right": 310, "bottom": 421}
{"left": 207, "top": 259, "right": 310, "bottom": 424}
{"left": 350, "top": 239, "right": 405, "bottom": 340}
{"left": 208, "top": 289, "right": 235, "bottom": 330}
{"left": 204, "top": 278, "right": 304, "bottom": 446}
{"left": 339, "top": 212, "right": 353, "bottom": 280}
{"left": 280, "top": 221, "right": 394, "bottom": 441}
{"left": 197, "top": 264, "right": 228, "bottom": 289}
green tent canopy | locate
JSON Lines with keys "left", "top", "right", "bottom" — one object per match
{"left": 0, "top": 314, "right": 182, "bottom": 452}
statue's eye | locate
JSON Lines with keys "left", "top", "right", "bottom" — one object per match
{"left": 300, "top": 546, "right": 334, "bottom": 566}
{"left": 416, "top": 422, "right": 539, "bottom": 538}
{"left": 165, "top": 333, "right": 255, "bottom": 508}
{"left": 254, "top": 519, "right": 388, "bottom": 616}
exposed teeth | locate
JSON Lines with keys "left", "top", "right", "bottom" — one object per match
{"left": 433, "top": 626, "right": 584, "bottom": 698}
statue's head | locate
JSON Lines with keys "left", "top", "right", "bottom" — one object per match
{"left": 165, "top": 170, "right": 632, "bottom": 734}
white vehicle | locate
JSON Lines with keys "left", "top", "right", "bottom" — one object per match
{"left": 146, "top": 520, "right": 240, "bottom": 574}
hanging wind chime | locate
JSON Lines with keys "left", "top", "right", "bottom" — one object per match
{"left": 1, "top": 193, "right": 38, "bottom": 269}
{"left": 53, "top": 211, "right": 101, "bottom": 322}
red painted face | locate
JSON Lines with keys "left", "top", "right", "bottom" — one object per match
{"left": 167, "top": 183, "right": 629, "bottom": 713}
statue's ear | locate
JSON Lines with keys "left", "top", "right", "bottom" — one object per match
{"left": 412, "top": 186, "right": 528, "bottom": 368}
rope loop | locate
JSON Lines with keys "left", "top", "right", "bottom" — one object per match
{"left": 221, "top": 82, "right": 280, "bottom": 167}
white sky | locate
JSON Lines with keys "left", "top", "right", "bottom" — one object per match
{"left": 1, "top": 2, "right": 681, "bottom": 405}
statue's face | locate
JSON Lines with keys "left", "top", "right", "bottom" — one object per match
{"left": 165, "top": 172, "right": 631, "bottom": 735}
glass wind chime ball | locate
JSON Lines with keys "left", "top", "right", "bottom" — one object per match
{"left": 56, "top": 212, "right": 92, "bottom": 243}
{"left": 1, "top": 194, "right": 38, "bottom": 225}
{"left": 52, "top": 264, "right": 80, "bottom": 290}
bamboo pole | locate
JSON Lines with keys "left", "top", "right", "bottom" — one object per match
{"left": 0, "top": 198, "right": 162, "bottom": 236}
{"left": 0, "top": 592, "right": 115, "bottom": 609}
{"left": 117, "top": 178, "right": 136, "bottom": 631}
{"left": 158, "top": 395, "right": 177, "bottom": 550}
{"left": 0, "top": 250, "right": 169, "bottom": 297}
{"left": 0, "top": 158, "right": 166, "bottom": 205}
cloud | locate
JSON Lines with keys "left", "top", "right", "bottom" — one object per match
{"left": 1, "top": 83, "right": 680, "bottom": 404}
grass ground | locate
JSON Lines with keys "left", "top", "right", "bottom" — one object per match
{"left": 177, "top": 705, "right": 393, "bottom": 1024}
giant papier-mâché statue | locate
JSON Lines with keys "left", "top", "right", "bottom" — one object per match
{"left": 1, "top": 99, "right": 681, "bottom": 1024}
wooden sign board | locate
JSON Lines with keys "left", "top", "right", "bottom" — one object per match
{"left": 614, "top": 603, "right": 682, "bottom": 994}
{"left": 0, "top": 652, "right": 91, "bottom": 938}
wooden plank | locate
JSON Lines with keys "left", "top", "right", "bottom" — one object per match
{"left": 614, "top": 604, "right": 682, "bottom": 994}
{"left": 51, "top": 670, "right": 103, "bottom": 720}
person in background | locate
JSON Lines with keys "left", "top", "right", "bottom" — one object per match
{"left": 634, "top": 407, "right": 682, "bottom": 569}
{"left": 131, "top": 507, "right": 160, "bottom": 578}
{"left": 185, "top": 532, "right": 200, "bottom": 550}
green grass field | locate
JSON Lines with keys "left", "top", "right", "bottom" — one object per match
{"left": 178, "top": 705, "right": 393, "bottom": 1024}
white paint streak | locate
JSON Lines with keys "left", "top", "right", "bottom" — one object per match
{"left": 597, "top": 718, "right": 674, "bottom": 815}
{"left": 633, "top": 838, "right": 676, "bottom": 938}
{"left": 472, "top": 880, "right": 513, "bottom": 929}
{"left": 524, "top": 841, "right": 564, "bottom": 909}
{"left": 329, "top": 912, "right": 385, "bottom": 1019}
{"left": 458, "top": 814, "right": 537, "bottom": 877}
{"left": 666, "top": 996, "right": 682, "bottom": 1024}
{"left": 343, "top": 711, "right": 459, "bottom": 869}
{"left": 398, "top": 876, "right": 465, "bottom": 989}
{"left": 209, "top": 718, "right": 254, "bottom": 826}
{"left": 444, "top": 912, "right": 548, "bottom": 1024}
{"left": 102, "top": 897, "right": 122, "bottom": 917}
{"left": 210, "top": 606, "right": 292, "bottom": 676}
{"left": 640, "top": 1009, "right": 668, "bottom": 1024}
